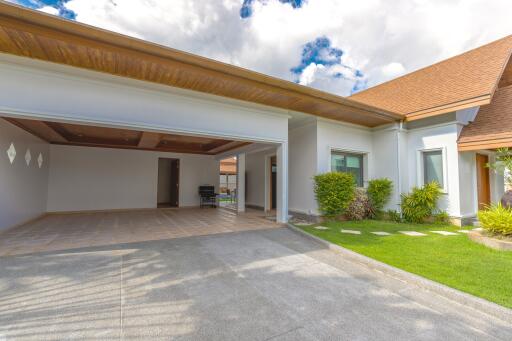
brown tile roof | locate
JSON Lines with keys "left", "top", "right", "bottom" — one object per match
{"left": 220, "top": 158, "right": 237, "bottom": 175}
{"left": 350, "top": 35, "right": 512, "bottom": 120}
{"left": 458, "top": 85, "right": 512, "bottom": 151}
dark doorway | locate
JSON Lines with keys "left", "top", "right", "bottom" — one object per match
{"left": 157, "top": 158, "right": 179, "bottom": 208}
{"left": 271, "top": 156, "right": 277, "bottom": 210}
{"left": 476, "top": 154, "right": 490, "bottom": 210}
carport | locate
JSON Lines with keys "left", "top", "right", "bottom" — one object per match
{"left": 0, "top": 6, "right": 292, "bottom": 240}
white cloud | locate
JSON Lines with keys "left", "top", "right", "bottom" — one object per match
{"left": 381, "top": 62, "right": 406, "bottom": 78}
{"left": 37, "top": 6, "right": 59, "bottom": 15}
{"left": 60, "top": 0, "right": 512, "bottom": 96}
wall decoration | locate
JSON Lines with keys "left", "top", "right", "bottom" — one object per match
{"left": 6, "top": 143, "right": 16, "bottom": 164}
{"left": 25, "top": 149, "right": 32, "bottom": 166}
{"left": 38, "top": 153, "right": 43, "bottom": 168}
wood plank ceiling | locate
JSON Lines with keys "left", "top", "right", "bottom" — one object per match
{"left": 3, "top": 117, "right": 249, "bottom": 155}
{"left": 0, "top": 2, "right": 403, "bottom": 128}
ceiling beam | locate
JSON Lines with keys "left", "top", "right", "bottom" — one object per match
{"left": 137, "top": 131, "right": 162, "bottom": 149}
{"left": 207, "top": 141, "right": 251, "bottom": 154}
{"left": 3, "top": 117, "right": 68, "bottom": 143}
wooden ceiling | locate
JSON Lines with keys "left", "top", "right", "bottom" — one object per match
{"left": 0, "top": 2, "right": 403, "bottom": 128}
{"left": 3, "top": 117, "right": 249, "bottom": 155}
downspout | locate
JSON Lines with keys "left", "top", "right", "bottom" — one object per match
{"left": 396, "top": 120, "right": 404, "bottom": 211}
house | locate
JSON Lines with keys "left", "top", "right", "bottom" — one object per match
{"left": 0, "top": 2, "right": 510, "bottom": 231}
{"left": 219, "top": 157, "right": 237, "bottom": 193}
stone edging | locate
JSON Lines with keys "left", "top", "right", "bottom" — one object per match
{"left": 468, "top": 230, "right": 512, "bottom": 251}
{"left": 286, "top": 223, "right": 512, "bottom": 324}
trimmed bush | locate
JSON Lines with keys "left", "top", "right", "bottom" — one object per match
{"left": 346, "top": 188, "right": 372, "bottom": 220}
{"left": 433, "top": 211, "right": 450, "bottom": 224}
{"left": 401, "top": 182, "right": 442, "bottom": 223}
{"left": 314, "top": 172, "right": 355, "bottom": 217}
{"left": 386, "top": 209, "right": 402, "bottom": 223}
{"left": 478, "top": 203, "right": 512, "bottom": 236}
{"left": 367, "top": 178, "right": 393, "bottom": 217}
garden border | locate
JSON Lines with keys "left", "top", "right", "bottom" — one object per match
{"left": 287, "top": 223, "right": 512, "bottom": 324}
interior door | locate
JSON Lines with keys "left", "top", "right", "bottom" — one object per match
{"left": 476, "top": 154, "right": 491, "bottom": 210}
{"left": 271, "top": 156, "right": 277, "bottom": 210}
{"left": 170, "top": 159, "right": 179, "bottom": 207}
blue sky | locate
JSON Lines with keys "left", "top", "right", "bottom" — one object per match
{"left": 8, "top": 0, "right": 512, "bottom": 96}
{"left": 14, "top": 0, "right": 76, "bottom": 19}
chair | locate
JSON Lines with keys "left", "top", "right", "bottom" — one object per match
{"left": 198, "top": 185, "right": 218, "bottom": 208}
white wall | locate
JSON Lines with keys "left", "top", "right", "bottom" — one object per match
{"left": 289, "top": 122, "right": 317, "bottom": 215}
{"left": 458, "top": 151, "right": 478, "bottom": 217}
{"left": 0, "top": 119, "right": 49, "bottom": 230}
{"left": 372, "top": 125, "right": 402, "bottom": 211}
{"left": 0, "top": 54, "right": 289, "bottom": 144}
{"left": 245, "top": 150, "right": 272, "bottom": 208}
{"left": 405, "top": 123, "right": 461, "bottom": 217}
{"left": 47, "top": 145, "right": 219, "bottom": 212}
{"left": 317, "top": 119, "right": 374, "bottom": 180}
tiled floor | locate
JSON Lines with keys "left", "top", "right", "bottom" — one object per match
{"left": 0, "top": 208, "right": 280, "bottom": 257}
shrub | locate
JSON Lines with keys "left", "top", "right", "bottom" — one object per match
{"left": 386, "top": 209, "right": 402, "bottom": 223}
{"left": 432, "top": 211, "right": 450, "bottom": 224}
{"left": 401, "top": 182, "right": 442, "bottom": 223}
{"left": 367, "top": 178, "right": 393, "bottom": 217}
{"left": 346, "top": 188, "right": 372, "bottom": 220}
{"left": 314, "top": 172, "right": 356, "bottom": 217}
{"left": 478, "top": 203, "right": 512, "bottom": 236}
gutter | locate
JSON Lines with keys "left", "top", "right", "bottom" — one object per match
{"left": 396, "top": 120, "right": 404, "bottom": 211}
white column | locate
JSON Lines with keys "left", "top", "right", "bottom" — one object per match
{"left": 236, "top": 153, "right": 246, "bottom": 213}
{"left": 276, "top": 142, "right": 289, "bottom": 223}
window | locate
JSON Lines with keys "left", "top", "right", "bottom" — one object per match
{"left": 331, "top": 151, "right": 364, "bottom": 187}
{"left": 423, "top": 150, "right": 444, "bottom": 187}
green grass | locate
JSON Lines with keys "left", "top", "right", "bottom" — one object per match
{"left": 299, "top": 220, "right": 512, "bottom": 309}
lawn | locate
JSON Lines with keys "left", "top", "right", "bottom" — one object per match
{"left": 299, "top": 220, "right": 512, "bottom": 309}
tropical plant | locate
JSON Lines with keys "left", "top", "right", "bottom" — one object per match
{"left": 400, "top": 182, "right": 443, "bottom": 223}
{"left": 478, "top": 203, "right": 512, "bottom": 236}
{"left": 367, "top": 178, "right": 393, "bottom": 217}
{"left": 386, "top": 209, "right": 402, "bottom": 223}
{"left": 432, "top": 211, "right": 450, "bottom": 224}
{"left": 313, "top": 172, "right": 356, "bottom": 217}
{"left": 486, "top": 147, "right": 512, "bottom": 187}
{"left": 346, "top": 188, "right": 372, "bottom": 220}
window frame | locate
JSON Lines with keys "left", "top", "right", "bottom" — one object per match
{"left": 417, "top": 147, "right": 448, "bottom": 193}
{"left": 330, "top": 150, "right": 365, "bottom": 187}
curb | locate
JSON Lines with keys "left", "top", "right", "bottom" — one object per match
{"left": 286, "top": 223, "right": 512, "bottom": 324}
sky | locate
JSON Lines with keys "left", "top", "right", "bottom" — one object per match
{"left": 9, "top": 0, "right": 512, "bottom": 96}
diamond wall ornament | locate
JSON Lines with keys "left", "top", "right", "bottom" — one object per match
{"left": 38, "top": 153, "right": 43, "bottom": 168}
{"left": 25, "top": 149, "right": 32, "bottom": 166}
{"left": 6, "top": 143, "right": 16, "bottom": 164}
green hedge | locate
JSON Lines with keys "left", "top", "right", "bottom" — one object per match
{"left": 478, "top": 203, "right": 512, "bottom": 236}
{"left": 367, "top": 178, "right": 393, "bottom": 217}
{"left": 314, "top": 172, "right": 355, "bottom": 217}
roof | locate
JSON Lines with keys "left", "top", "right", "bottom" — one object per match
{"left": 458, "top": 85, "right": 512, "bottom": 151}
{"left": 350, "top": 35, "right": 512, "bottom": 121}
{"left": 0, "top": 1, "right": 402, "bottom": 127}
{"left": 220, "top": 158, "right": 237, "bottom": 175}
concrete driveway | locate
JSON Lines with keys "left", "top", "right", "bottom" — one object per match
{"left": 0, "top": 227, "right": 511, "bottom": 340}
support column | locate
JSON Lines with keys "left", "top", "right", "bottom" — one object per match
{"left": 276, "top": 142, "right": 289, "bottom": 223}
{"left": 236, "top": 153, "right": 246, "bottom": 213}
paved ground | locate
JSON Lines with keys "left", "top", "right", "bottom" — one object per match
{"left": 1, "top": 227, "right": 511, "bottom": 340}
{"left": 0, "top": 208, "right": 279, "bottom": 256}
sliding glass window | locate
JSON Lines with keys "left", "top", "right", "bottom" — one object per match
{"left": 331, "top": 151, "right": 364, "bottom": 187}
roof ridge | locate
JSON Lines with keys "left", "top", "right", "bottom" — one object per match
{"left": 351, "top": 34, "right": 512, "bottom": 98}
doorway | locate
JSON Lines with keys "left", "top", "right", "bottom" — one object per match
{"left": 476, "top": 154, "right": 491, "bottom": 210}
{"left": 157, "top": 158, "right": 179, "bottom": 208}
{"left": 270, "top": 155, "right": 277, "bottom": 210}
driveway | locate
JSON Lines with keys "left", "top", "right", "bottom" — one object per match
{"left": 0, "top": 227, "right": 511, "bottom": 340}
